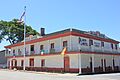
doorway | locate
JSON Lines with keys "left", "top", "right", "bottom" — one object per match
{"left": 64, "top": 56, "right": 70, "bottom": 72}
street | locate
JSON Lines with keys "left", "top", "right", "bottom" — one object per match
{"left": 0, "top": 69, "right": 120, "bottom": 80}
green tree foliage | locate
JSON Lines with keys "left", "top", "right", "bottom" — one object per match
{"left": 0, "top": 19, "right": 39, "bottom": 44}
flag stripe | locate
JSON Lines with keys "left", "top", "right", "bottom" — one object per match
{"left": 61, "top": 47, "right": 67, "bottom": 56}
{"left": 20, "top": 11, "right": 25, "bottom": 21}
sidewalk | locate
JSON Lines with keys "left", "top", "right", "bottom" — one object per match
{"left": 0, "top": 69, "right": 77, "bottom": 76}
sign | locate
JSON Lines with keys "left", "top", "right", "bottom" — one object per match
{"left": 79, "top": 38, "right": 88, "bottom": 46}
{"left": 94, "top": 42, "right": 100, "bottom": 47}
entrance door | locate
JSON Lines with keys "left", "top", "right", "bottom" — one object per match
{"left": 104, "top": 59, "right": 106, "bottom": 71}
{"left": 11, "top": 59, "right": 17, "bottom": 68}
{"left": 101, "top": 59, "right": 103, "bottom": 71}
{"left": 15, "top": 60, "right": 17, "bottom": 67}
{"left": 90, "top": 57, "right": 92, "bottom": 72}
{"left": 64, "top": 56, "right": 70, "bottom": 72}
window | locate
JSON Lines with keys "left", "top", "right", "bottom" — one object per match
{"left": 29, "top": 58, "right": 34, "bottom": 66}
{"left": 101, "top": 42, "right": 104, "bottom": 47}
{"left": 94, "top": 42, "right": 100, "bottom": 47}
{"left": 113, "top": 59, "right": 115, "bottom": 67}
{"left": 89, "top": 40, "right": 93, "bottom": 46}
{"left": 101, "top": 59, "right": 103, "bottom": 68}
{"left": 41, "top": 59, "right": 45, "bottom": 67}
{"left": 15, "top": 60, "right": 17, "bottom": 67}
{"left": 51, "top": 43, "right": 54, "bottom": 49}
{"left": 104, "top": 59, "right": 106, "bottom": 68}
{"left": 111, "top": 44, "right": 113, "bottom": 49}
{"left": 11, "top": 60, "right": 13, "bottom": 67}
{"left": 79, "top": 38, "right": 88, "bottom": 46}
{"left": 31, "top": 45, "right": 34, "bottom": 51}
{"left": 18, "top": 49, "right": 21, "bottom": 55}
{"left": 40, "top": 45, "right": 44, "bottom": 50}
{"left": 25, "top": 48, "right": 28, "bottom": 55}
{"left": 21, "top": 60, "right": 24, "bottom": 67}
{"left": 115, "top": 44, "right": 118, "bottom": 50}
{"left": 63, "top": 41, "right": 67, "bottom": 48}
{"left": 13, "top": 49, "right": 15, "bottom": 53}
{"left": 13, "top": 49, "right": 15, "bottom": 56}
{"left": 78, "top": 37, "right": 81, "bottom": 43}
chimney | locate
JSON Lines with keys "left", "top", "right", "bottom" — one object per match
{"left": 40, "top": 28, "right": 45, "bottom": 36}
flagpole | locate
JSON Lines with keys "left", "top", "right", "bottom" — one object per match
{"left": 78, "top": 43, "right": 81, "bottom": 75}
{"left": 23, "top": 6, "right": 26, "bottom": 71}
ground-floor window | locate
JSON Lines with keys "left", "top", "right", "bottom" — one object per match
{"left": 104, "top": 59, "right": 106, "bottom": 68}
{"left": 29, "top": 58, "right": 34, "bottom": 66}
{"left": 101, "top": 59, "right": 103, "bottom": 68}
{"left": 15, "top": 60, "right": 17, "bottom": 67}
{"left": 21, "top": 60, "right": 24, "bottom": 67}
{"left": 89, "top": 57, "right": 92, "bottom": 72}
{"left": 11, "top": 59, "right": 17, "bottom": 67}
{"left": 113, "top": 59, "right": 115, "bottom": 67}
{"left": 41, "top": 59, "right": 45, "bottom": 67}
{"left": 11, "top": 60, "right": 13, "bottom": 66}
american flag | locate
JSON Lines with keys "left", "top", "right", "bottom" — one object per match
{"left": 17, "top": 6, "right": 26, "bottom": 23}
{"left": 19, "top": 11, "right": 25, "bottom": 22}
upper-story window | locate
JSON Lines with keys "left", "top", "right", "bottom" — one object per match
{"left": 18, "top": 49, "right": 21, "bottom": 55}
{"left": 101, "top": 42, "right": 104, "bottom": 47}
{"left": 94, "top": 41, "right": 100, "bottom": 47}
{"left": 78, "top": 37, "right": 81, "bottom": 44}
{"left": 111, "top": 44, "right": 113, "bottom": 49}
{"left": 82, "top": 39, "right": 88, "bottom": 46}
{"left": 79, "top": 38, "right": 88, "bottom": 46}
{"left": 63, "top": 41, "right": 67, "bottom": 48}
{"left": 31, "top": 45, "right": 34, "bottom": 51}
{"left": 89, "top": 39, "right": 93, "bottom": 46}
{"left": 13, "top": 49, "right": 15, "bottom": 53}
{"left": 40, "top": 45, "right": 44, "bottom": 54}
{"left": 40, "top": 45, "right": 44, "bottom": 50}
{"left": 13, "top": 49, "right": 16, "bottom": 56}
{"left": 115, "top": 44, "right": 118, "bottom": 50}
{"left": 51, "top": 43, "right": 54, "bottom": 49}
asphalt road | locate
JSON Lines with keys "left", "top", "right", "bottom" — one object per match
{"left": 0, "top": 69, "right": 120, "bottom": 80}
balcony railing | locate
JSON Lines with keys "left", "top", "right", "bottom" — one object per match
{"left": 40, "top": 50, "right": 45, "bottom": 55}
{"left": 30, "top": 51, "right": 35, "bottom": 55}
{"left": 71, "top": 45, "right": 119, "bottom": 53}
{"left": 6, "top": 46, "right": 120, "bottom": 57}
{"left": 50, "top": 49, "right": 55, "bottom": 53}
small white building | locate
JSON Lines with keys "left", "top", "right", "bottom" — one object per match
{"left": 5, "top": 28, "right": 120, "bottom": 74}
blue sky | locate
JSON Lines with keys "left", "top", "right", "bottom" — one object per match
{"left": 0, "top": 0, "right": 120, "bottom": 50}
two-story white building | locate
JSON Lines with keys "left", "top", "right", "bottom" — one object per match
{"left": 5, "top": 28, "right": 120, "bottom": 74}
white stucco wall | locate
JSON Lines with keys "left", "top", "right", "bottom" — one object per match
{"left": 69, "top": 54, "right": 79, "bottom": 68}
{"left": 7, "top": 53, "right": 120, "bottom": 71}
{"left": 81, "top": 54, "right": 91, "bottom": 68}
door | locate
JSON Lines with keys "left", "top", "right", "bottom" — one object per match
{"left": 64, "top": 56, "right": 70, "bottom": 72}
{"left": 90, "top": 57, "right": 92, "bottom": 72}
{"left": 104, "top": 59, "right": 106, "bottom": 71}
{"left": 101, "top": 59, "right": 103, "bottom": 71}
{"left": 41, "top": 59, "right": 45, "bottom": 71}
{"left": 11, "top": 59, "right": 17, "bottom": 67}
{"left": 14, "top": 60, "right": 17, "bottom": 67}
{"left": 29, "top": 58, "right": 34, "bottom": 66}
{"left": 41, "top": 59, "right": 45, "bottom": 67}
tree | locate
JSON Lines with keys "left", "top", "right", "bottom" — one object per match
{"left": 0, "top": 19, "right": 39, "bottom": 44}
